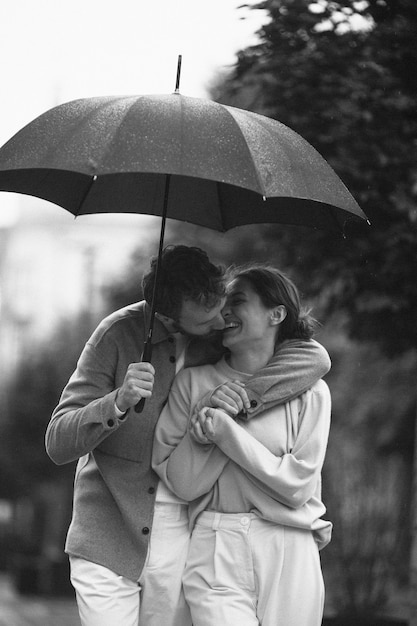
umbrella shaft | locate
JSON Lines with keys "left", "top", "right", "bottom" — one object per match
{"left": 147, "top": 173, "right": 171, "bottom": 335}
{"left": 135, "top": 174, "right": 171, "bottom": 413}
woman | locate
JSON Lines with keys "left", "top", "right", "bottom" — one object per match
{"left": 152, "top": 264, "right": 332, "bottom": 626}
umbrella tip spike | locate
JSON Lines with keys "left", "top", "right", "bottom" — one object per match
{"left": 175, "top": 55, "right": 182, "bottom": 94}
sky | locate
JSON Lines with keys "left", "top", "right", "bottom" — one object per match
{"left": 0, "top": 0, "right": 265, "bottom": 143}
{"left": 0, "top": 0, "right": 266, "bottom": 226}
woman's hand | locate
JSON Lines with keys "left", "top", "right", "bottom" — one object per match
{"left": 189, "top": 408, "right": 211, "bottom": 444}
{"left": 209, "top": 380, "right": 251, "bottom": 416}
{"left": 190, "top": 407, "right": 230, "bottom": 443}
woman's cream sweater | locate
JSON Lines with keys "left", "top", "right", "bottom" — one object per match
{"left": 152, "top": 356, "right": 332, "bottom": 549}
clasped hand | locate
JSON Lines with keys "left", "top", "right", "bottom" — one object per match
{"left": 190, "top": 380, "right": 250, "bottom": 444}
{"left": 209, "top": 380, "right": 250, "bottom": 416}
{"left": 190, "top": 406, "right": 235, "bottom": 444}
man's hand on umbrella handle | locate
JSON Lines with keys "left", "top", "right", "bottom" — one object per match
{"left": 116, "top": 362, "right": 155, "bottom": 412}
{"left": 209, "top": 380, "right": 250, "bottom": 416}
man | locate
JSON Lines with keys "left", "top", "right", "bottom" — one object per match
{"left": 46, "top": 245, "right": 330, "bottom": 626}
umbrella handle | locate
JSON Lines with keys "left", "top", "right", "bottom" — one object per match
{"left": 134, "top": 339, "right": 153, "bottom": 413}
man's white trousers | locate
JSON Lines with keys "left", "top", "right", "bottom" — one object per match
{"left": 69, "top": 502, "right": 192, "bottom": 626}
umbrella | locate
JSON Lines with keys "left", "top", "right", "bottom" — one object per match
{"left": 0, "top": 57, "right": 368, "bottom": 410}
{"left": 0, "top": 96, "right": 366, "bottom": 233}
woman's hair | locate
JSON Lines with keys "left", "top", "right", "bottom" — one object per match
{"left": 228, "top": 264, "right": 318, "bottom": 342}
{"left": 142, "top": 245, "right": 226, "bottom": 320}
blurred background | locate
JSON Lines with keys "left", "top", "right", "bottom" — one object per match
{"left": 0, "top": 1, "right": 416, "bottom": 624}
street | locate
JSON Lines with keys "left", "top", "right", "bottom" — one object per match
{"left": 0, "top": 573, "right": 80, "bottom": 626}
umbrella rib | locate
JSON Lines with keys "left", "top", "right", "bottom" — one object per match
{"left": 75, "top": 175, "right": 97, "bottom": 216}
{"left": 215, "top": 181, "right": 230, "bottom": 232}
{"left": 325, "top": 202, "right": 349, "bottom": 236}
{"left": 89, "top": 96, "right": 146, "bottom": 175}
{"left": 221, "top": 105, "right": 266, "bottom": 196}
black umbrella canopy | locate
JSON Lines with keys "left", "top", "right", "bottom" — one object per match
{"left": 0, "top": 93, "right": 367, "bottom": 233}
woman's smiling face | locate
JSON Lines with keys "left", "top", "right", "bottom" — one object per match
{"left": 221, "top": 277, "right": 278, "bottom": 351}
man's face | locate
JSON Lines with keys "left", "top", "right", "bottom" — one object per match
{"left": 175, "top": 297, "right": 226, "bottom": 337}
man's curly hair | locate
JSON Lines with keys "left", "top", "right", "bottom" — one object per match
{"left": 142, "top": 245, "right": 226, "bottom": 320}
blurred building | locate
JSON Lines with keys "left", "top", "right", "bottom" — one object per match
{"left": 0, "top": 194, "right": 155, "bottom": 394}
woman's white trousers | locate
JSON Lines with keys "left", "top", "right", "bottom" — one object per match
{"left": 183, "top": 511, "right": 325, "bottom": 626}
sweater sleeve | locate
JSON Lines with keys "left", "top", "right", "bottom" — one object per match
{"left": 243, "top": 339, "right": 331, "bottom": 418}
{"left": 208, "top": 381, "right": 331, "bottom": 509}
{"left": 152, "top": 371, "right": 229, "bottom": 501}
{"left": 45, "top": 340, "right": 125, "bottom": 466}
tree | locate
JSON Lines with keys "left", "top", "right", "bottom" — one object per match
{"left": 2, "top": 312, "right": 96, "bottom": 496}
{"left": 215, "top": 0, "right": 417, "bottom": 352}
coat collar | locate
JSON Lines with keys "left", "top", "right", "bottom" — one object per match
{"left": 143, "top": 303, "right": 176, "bottom": 345}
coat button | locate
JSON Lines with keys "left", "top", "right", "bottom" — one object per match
{"left": 142, "top": 527, "right": 150, "bottom": 535}
{"left": 169, "top": 356, "right": 176, "bottom": 363}
{"left": 107, "top": 418, "right": 115, "bottom": 427}
{"left": 147, "top": 487, "right": 155, "bottom": 494}
{"left": 250, "top": 400, "right": 257, "bottom": 408}
{"left": 168, "top": 336, "right": 174, "bottom": 343}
